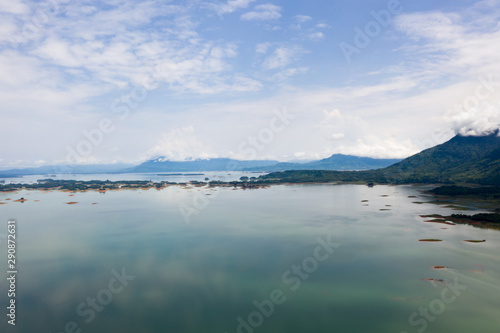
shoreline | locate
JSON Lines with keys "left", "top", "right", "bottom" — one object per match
{"left": 0, "top": 178, "right": 276, "bottom": 193}
{"left": 2, "top": 180, "right": 499, "bottom": 230}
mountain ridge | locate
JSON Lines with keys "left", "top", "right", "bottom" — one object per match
{"left": 243, "top": 154, "right": 401, "bottom": 171}
{"left": 261, "top": 133, "right": 500, "bottom": 185}
{"left": 127, "top": 157, "right": 279, "bottom": 172}
{"left": 0, "top": 154, "right": 403, "bottom": 176}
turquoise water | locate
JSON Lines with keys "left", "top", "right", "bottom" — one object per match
{"left": 0, "top": 184, "right": 499, "bottom": 332}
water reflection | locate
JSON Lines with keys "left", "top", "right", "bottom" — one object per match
{"left": 0, "top": 184, "right": 499, "bottom": 333}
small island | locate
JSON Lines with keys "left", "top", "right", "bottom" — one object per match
{"left": 0, "top": 178, "right": 271, "bottom": 193}
{"left": 423, "top": 185, "right": 500, "bottom": 229}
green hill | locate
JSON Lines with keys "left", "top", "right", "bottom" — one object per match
{"left": 260, "top": 132, "right": 500, "bottom": 185}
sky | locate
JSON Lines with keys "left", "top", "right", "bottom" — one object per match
{"left": 1, "top": 0, "right": 500, "bottom": 168}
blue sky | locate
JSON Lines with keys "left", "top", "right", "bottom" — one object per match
{"left": 1, "top": 0, "right": 500, "bottom": 167}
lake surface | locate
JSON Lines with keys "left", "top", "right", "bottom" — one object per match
{"left": 0, "top": 184, "right": 499, "bottom": 333}
{"left": 0, "top": 171, "right": 268, "bottom": 185}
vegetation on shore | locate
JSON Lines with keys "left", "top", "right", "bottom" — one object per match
{"left": 3, "top": 180, "right": 499, "bottom": 232}
{"left": 449, "top": 213, "right": 500, "bottom": 228}
{"left": 420, "top": 212, "right": 500, "bottom": 230}
{"left": 428, "top": 185, "right": 500, "bottom": 198}
{"left": 422, "top": 184, "right": 500, "bottom": 229}
{"left": 0, "top": 178, "right": 271, "bottom": 192}
{"left": 260, "top": 133, "right": 500, "bottom": 185}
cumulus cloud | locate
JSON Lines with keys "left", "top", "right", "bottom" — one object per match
{"left": 3, "top": 1, "right": 500, "bottom": 167}
{"left": 207, "top": 0, "right": 255, "bottom": 15}
{"left": 262, "top": 45, "right": 303, "bottom": 69}
{"left": 447, "top": 102, "right": 500, "bottom": 136}
{"left": 294, "top": 15, "right": 312, "bottom": 23}
{"left": 394, "top": 12, "right": 463, "bottom": 42}
{"left": 330, "top": 133, "right": 345, "bottom": 140}
{"left": 307, "top": 31, "right": 324, "bottom": 41}
{"left": 319, "top": 109, "right": 363, "bottom": 128}
{"left": 0, "top": 0, "right": 30, "bottom": 15}
{"left": 289, "top": 15, "right": 312, "bottom": 30}
{"left": 394, "top": 8, "right": 500, "bottom": 77}
{"left": 268, "top": 66, "right": 308, "bottom": 81}
{"left": 255, "top": 42, "right": 271, "bottom": 54}
{"left": 241, "top": 3, "right": 281, "bottom": 21}
{"left": 7, "top": 1, "right": 262, "bottom": 94}
{"left": 147, "top": 126, "right": 218, "bottom": 161}
{"left": 314, "top": 109, "right": 421, "bottom": 158}
{"left": 333, "top": 136, "right": 420, "bottom": 159}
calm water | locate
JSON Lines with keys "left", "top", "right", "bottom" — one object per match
{"left": 0, "top": 184, "right": 499, "bottom": 333}
{"left": 0, "top": 171, "right": 268, "bottom": 184}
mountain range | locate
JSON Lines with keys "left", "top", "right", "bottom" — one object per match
{"left": 128, "top": 157, "right": 279, "bottom": 172}
{"left": 0, "top": 155, "right": 401, "bottom": 176}
{"left": 2, "top": 133, "right": 498, "bottom": 184}
{"left": 243, "top": 154, "right": 401, "bottom": 171}
{"left": 261, "top": 132, "right": 500, "bottom": 185}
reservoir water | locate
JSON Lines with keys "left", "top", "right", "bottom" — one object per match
{"left": 0, "top": 184, "right": 499, "bottom": 333}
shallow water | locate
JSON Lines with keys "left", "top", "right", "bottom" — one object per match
{"left": 0, "top": 184, "right": 499, "bottom": 333}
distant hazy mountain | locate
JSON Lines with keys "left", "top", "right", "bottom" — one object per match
{"left": 244, "top": 154, "right": 401, "bottom": 171}
{"left": 261, "top": 132, "right": 500, "bottom": 185}
{"left": 129, "top": 157, "right": 279, "bottom": 172}
{"left": 0, "top": 163, "right": 134, "bottom": 176}
{"left": 0, "top": 154, "right": 401, "bottom": 176}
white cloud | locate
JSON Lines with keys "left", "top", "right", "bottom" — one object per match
{"left": 241, "top": 3, "right": 281, "bottom": 21}
{"left": 19, "top": 2, "right": 262, "bottom": 94}
{"left": 256, "top": 42, "right": 271, "bottom": 54}
{"left": 307, "top": 31, "right": 324, "bottom": 41}
{"left": 0, "top": 15, "right": 20, "bottom": 42}
{"left": 294, "top": 152, "right": 306, "bottom": 158}
{"left": 447, "top": 102, "right": 500, "bottom": 136}
{"left": 334, "top": 136, "right": 420, "bottom": 159}
{"left": 262, "top": 45, "right": 303, "bottom": 69}
{"left": 294, "top": 15, "right": 312, "bottom": 23}
{"left": 0, "top": 0, "right": 30, "bottom": 15}
{"left": 268, "top": 67, "right": 308, "bottom": 81}
{"left": 395, "top": 12, "right": 463, "bottom": 42}
{"left": 318, "top": 109, "right": 365, "bottom": 138}
{"left": 394, "top": 10, "right": 500, "bottom": 77}
{"left": 208, "top": 0, "right": 255, "bottom": 15}
{"left": 3, "top": 1, "right": 500, "bottom": 167}
{"left": 289, "top": 15, "right": 312, "bottom": 30}
{"left": 147, "top": 126, "right": 218, "bottom": 161}
{"left": 330, "top": 133, "right": 345, "bottom": 140}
